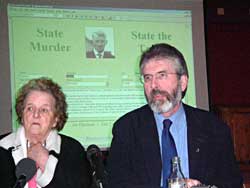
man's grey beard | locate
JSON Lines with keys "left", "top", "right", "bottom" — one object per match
{"left": 146, "top": 82, "right": 182, "bottom": 113}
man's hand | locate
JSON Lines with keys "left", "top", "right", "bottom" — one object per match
{"left": 185, "top": 178, "right": 202, "bottom": 188}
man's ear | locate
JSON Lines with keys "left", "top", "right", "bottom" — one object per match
{"left": 180, "top": 75, "right": 188, "bottom": 92}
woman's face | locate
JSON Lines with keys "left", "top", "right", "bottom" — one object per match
{"left": 22, "top": 90, "right": 57, "bottom": 143}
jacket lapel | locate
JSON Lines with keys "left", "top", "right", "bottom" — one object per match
{"left": 184, "top": 105, "right": 210, "bottom": 179}
{"left": 139, "top": 105, "right": 162, "bottom": 186}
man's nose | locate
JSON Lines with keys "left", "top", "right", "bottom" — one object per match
{"left": 150, "top": 76, "right": 159, "bottom": 89}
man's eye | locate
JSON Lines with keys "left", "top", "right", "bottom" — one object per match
{"left": 144, "top": 75, "right": 152, "bottom": 81}
{"left": 159, "top": 72, "right": 167, "bottom": 78}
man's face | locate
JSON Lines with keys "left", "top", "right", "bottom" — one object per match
{"left": 142, "top": 58, "right": 188, "bottom": 114}
{"left": 92, "top": 35, "right": 107, "bottom": 53}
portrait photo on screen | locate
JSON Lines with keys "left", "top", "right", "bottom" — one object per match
{"left": 85, "top": 27, "right": 115, "bottom": 59}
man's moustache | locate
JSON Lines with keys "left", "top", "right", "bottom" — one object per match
{"left": 151, "top": 89, "right": 167, "bottom": 96}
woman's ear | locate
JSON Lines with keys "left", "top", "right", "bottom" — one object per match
{"left": 52, "top": 117, "right": 58, "bottom": 128}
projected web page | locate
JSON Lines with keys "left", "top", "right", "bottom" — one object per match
{"left": 8, "top": 4, "right": 195, "bottom": 148}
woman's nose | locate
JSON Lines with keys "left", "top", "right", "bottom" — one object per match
{"left": 33, "top": 109, "right": 40, "bottom": 118}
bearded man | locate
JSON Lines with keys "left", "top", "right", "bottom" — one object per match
{"left": 107, "top": 43, "right": 243, "bottom": 188}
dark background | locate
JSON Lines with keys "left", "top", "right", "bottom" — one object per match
{"left": 205, "top": 0, "right": 250, "bottom": 108}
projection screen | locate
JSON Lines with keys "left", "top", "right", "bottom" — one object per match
{"left": 0, "top": 0, "right": 208, "bottom": 149}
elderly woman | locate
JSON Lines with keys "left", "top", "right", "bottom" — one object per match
{"left": 0, "top": 77, "right": 91, "bottom": 188}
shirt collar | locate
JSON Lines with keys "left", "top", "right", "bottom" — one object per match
{"left": 154, "top": 103, "right": 185, "bottom": 131}
{"left": 93, "top": 48, "right": 104, "bottom": 57}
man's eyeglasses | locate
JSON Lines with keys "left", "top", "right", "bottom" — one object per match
{"left": 140, "top": 71, "right": 180, "bottom": 84}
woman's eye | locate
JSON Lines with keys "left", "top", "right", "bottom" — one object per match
{"left": 26, "top": 106, "right": 33, "bottom": 112}
{"left": 40, "top": 108, "right": 49, "bottom": 113}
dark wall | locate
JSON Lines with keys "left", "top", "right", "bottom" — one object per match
{"left": 205, "top": 1, "right": 250, "bottom": 107}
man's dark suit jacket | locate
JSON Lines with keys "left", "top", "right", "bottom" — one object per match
{"left": 86, "top": 50, "right": 115, "bottom": 58}
{"left": 107, "top": 104, "right": 243, "bottom": 188}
